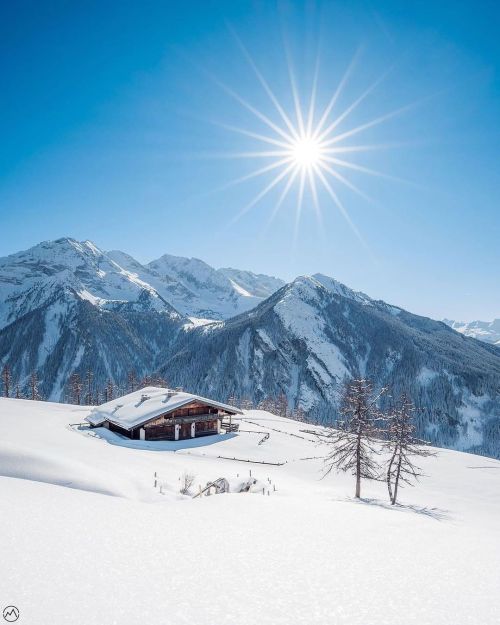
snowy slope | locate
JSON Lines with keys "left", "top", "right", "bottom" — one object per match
{"left": 0, "top": 397, "right": 499, "bottom": 625}
{"left": 162, "top": 275, "right": 500, "bottom": 458}
{"left": 444, "top": 318, "right": 500, "bottom": 346}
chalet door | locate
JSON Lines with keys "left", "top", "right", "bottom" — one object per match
{"left": 180, "top": 423, "right": 191, "bottom": 439}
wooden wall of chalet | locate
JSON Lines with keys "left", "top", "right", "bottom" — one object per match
{"left": 144, "top": 401, "right": 223, "bottom": 427}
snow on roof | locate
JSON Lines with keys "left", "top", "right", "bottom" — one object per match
{"left": 86, "top": 387, "right": 242, "bottom": 430}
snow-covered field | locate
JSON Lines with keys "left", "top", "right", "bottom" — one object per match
{"left": 0, "top": 398, "right": 499, "bottom": 625}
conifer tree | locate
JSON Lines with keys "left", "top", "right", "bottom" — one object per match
{"left": 322, "top": 378, "right": 386, "bottom": 498}
{"left": 384, "top": 393, "right": 436, "bottom": 505}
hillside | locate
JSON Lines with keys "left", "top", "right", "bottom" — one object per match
{"left": 0, "top": 238, "right": 283, "bottom": 400}
{"left": 1, "top": 239, "right": 499, "bottom": 458}
{"left": 0, "top": 397, "right": 499, "bottom": 625}
{"left": 162, "top": 275, "right": 500, "bottom": 458}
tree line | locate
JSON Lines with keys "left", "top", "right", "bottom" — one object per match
{"left": 0, "top": 365, "right": 172, "bottom": 405}
{"left": 1, "top": 365, "right": 42, "bottom": 401}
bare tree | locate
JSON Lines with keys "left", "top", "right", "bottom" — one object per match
{"left": 104, "top": 379, "right": 114, "bottom": 402}
{"left": 180, "top": 472, "right": 195, "bottom": 495}
{"left": 2, "top": 364, "right": 11, "bottom": 398}
{"left": 127, "top": 370, "right": 137, "bottom": 393}
{"left": 140, "top": 375, "right": 169, "bottom": 388}
{"left": 70, "top": 373, "right": 82, "bottom": 405}
{"left": 240, "top": 397, "right": 254, "bottom": 410}
{"left": 384, "top": 393, "right": 436, "bottom": 505}
{"left": 322, "top": 378, "right": 387, "bottom": 498}
{"left": 30, "top": 371, "right": 41, "bottom": 401}
{"left": 276, "top": 392, "right": 288, "bottom": 417}
{"left": 85, "top": 369, "right": 93, "bottom": 405}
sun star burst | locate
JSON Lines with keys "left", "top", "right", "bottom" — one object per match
{"left": 203, "top": 33, "right": 416, "bottom": 243}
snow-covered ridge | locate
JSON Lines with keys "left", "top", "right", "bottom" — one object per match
{"left": 443, "top": 318, "right": 500, "bottom": 346}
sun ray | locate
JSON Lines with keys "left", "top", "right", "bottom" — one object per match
{"left": 210, "top": 121, "right": 292, "bottom": 149}
{"left": 314, "top": 164, "right": 366, "bottom": 246}
{"left": 211, "top": 76, "right": 296, "bottom": 144}
{"left": 216, "top": 157, "right": 294, "bottom": 191}
{"left": 263, "top": 165, "right": 300, "bottom": 233}
{"left": 284, "top": 41, "right": 306, "bottom": 137}
{"left": 294, "top": 168, "right": 307, "bottom": 243}
{"left": 197, "top": 149, "right": 292, "bottom": 159}
{"left": 322, "top": 141, "right": 413, "bottom": 154}
{"left": 316, "top": 66, "right": 393, "bottom": 143}
{"left": 319, "top": 161, "right": 373, "bottom": 203}
{"left": 312, "top": 48, "right": 361, "bottom": 140}
{"left": 306, "top": 53, "right": 321, "bottom": 136}
{"left": 307, "top": 164, "right": 323, "bottom": 227}
{"left": 322, "top": 155, "right": 412, "bottom": 185}
{"left": 228, "top": 25, "right": 300, "bottom": 141}
{"left": 230, "top": 161, "right": 297, "bottom": 224}
{"left": 322, "top": 99, "right": 423, "bottom": 147}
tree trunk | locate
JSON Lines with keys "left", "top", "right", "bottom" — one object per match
{"left": 387, "top": 448, "right": 396, "bottom": 502}
{"left": 392, "top": 455, "right": 402, "bottom": 505}
{"left": 355, "top": 430, "right": 361, "bottom": 498}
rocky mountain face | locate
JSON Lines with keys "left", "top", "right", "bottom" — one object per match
{"left": 0, "top": 239, "right": 187, "bottom": 400}
{"left": 127, "top": 251, "right": 284, "bottom": 320}
{"left": 160, "top": 275, "right": 500, "bottom": 458}
{"left": 1, "top": 238, "right": 499, "bottom": 458}
{"left": 0, "top": 238, "right": 284, "bottom": 400}
{"left": 443, "top": 319, "right": 500, "bottom": 346}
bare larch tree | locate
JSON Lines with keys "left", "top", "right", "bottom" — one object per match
{"left": 70, "top": 373, "right": 82, "bottom": 405}
{"left": 30, "top": 371, "right": 41, "bottom": 401}
{"left": 322, "top": 378, "right": 386, "bottom": 499}
{"left": 2, "top": 364, "right": 11, "bottom": 398}
{"left": 85, "top": 369, "right": 93, "bottom": 405}
{"left": 384, "top": 393, "right": 436, "bottom": 505}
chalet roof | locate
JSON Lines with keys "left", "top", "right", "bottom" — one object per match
{"left": 85, "top": 387, "right": 242, "bottom": 430}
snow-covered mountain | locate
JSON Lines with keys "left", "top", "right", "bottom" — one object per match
{"left": 161, "top": 274, "right": 500, "bottom": 458}
{"left": 145, "top": 253, "right": 285, "bottom": 320}
{"left": 0, "top": 238, "right": 186, "bottom": 400}
{"left": 0, "top": 238, "right": 284, "bottom": 400}
{"left": 1, "top": 238, "right": 499, "bottom": 459}
{"left": 443, "top": 318, "right": 500, "bottom": 346}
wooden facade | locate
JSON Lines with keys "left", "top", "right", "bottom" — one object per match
{"left": 114, "top": 401, "right": 231, "bottom": 441}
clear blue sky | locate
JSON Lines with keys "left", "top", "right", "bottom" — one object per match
{"left": 0, "top": 0, "right": 499, "bottom": 320}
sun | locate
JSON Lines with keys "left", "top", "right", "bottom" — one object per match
{"left": 290, "top": 136, "right": 324, "bottom": 169}
{"left": 205, "top": 32, "right": 413, "bottom": 242}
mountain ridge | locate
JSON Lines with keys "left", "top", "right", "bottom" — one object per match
{"left": 0, "top": 238, "right": 499, "bottom": 459}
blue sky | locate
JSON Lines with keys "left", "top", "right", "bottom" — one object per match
{"left": 0, "top": 0, "right": 499, "bottom": 320}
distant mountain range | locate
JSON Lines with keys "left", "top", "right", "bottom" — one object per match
{"left": 443, "top": 319, "right": 500, "bottom": 346}
{"left": 1, "top": 237, "right": 499, "bottom": 458}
